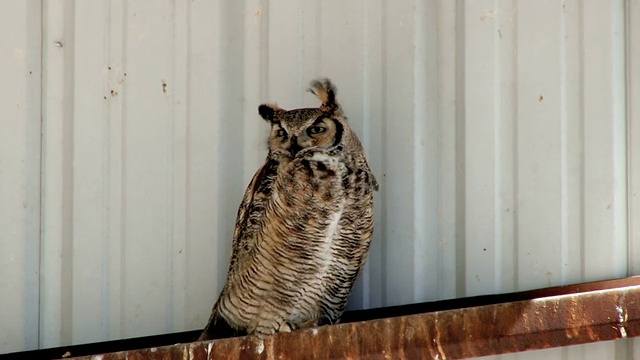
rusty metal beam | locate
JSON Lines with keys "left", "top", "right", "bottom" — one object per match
{"left": 63, "top": 276, "right": 640, "bottom": 360}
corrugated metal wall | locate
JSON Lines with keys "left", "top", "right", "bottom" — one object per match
{"left": 1, "top": 0, "right": 639, "bottom": 358}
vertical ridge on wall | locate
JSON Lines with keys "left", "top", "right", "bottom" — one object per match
{"left": 105, "top": 0, "right": 125, "bottom": 341}
{"left": 186, "top": 0, "right": 222, "bottom": 331}
{"left": 122, "top": 0, "right": 174, "bottom": 338}
{"left": 41, "top": 0, "right": 75, "bottom": 348}
{"left": 627, "top": 1, "right": 640, "bottom": 354}
{"left": 454, "top": 0, "right": 467, "bottom": 299}
{"left": 437, "top": 0, "right": 460, "bottom": 301}
{"left": 71, "top": 0, "right": 149, "bottom": 345}
{"left": 168, "top": 0, "right": 189, "bottom": 334}
{"left": 376, "top": 0, "right": 390, "bottom": 308}
{"left": 382, "top": 0, "right": 416, "bottom": 307}
{"left": 414, "top": 0, "right": 429, "bottom": 302}
{"left": 627, "top": 3, "right": 640, "bottom": 355}
{"left": 582, "top": 0, "right": 628, "bottom": 281}
{"left": 412, "top": 0, "right": 438, "bottom": 304}
{"left": 629, "top": 0, "right": 640, "bottom": 276}
{"left": 23, "top": 1, "right": 43, "bottom": 349}
{"left": 492, "top": 0, "right": 506, "bottom": 296}
{"left": 576, "top": 0, "right": 588, "bottom": 285}
{"left": 22, "top": 1, "right": 43, "bottom": 348}
{"left": 74, "top": 0, "right": 106, "bottom": 345}
{"left": 494, "top": 0, "right": 517, "bottom": 295}
{"left": 612, "top": 0, "right": 628, "bottom": 275}
{"left": 464, "top": 0, "right": 499, "bottom": 297}
{"left": 40, "top": 0, "right": 62, "bottom": 349}
{"left": 516, "top": 0, "right": 564, "bottom": 292}
{"left": 558, "top": 0, "right": 584, "bottom": 286}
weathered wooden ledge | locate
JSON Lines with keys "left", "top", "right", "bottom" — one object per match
{"left": 8, "top": 276, "right": 640, "bottom": 360}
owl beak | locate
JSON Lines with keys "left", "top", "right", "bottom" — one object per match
{"left": 290, "top": 137, "right": 302, "bottom": 157}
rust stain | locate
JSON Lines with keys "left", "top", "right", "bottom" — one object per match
{"left": 67, "top": 277, "right": 640, "bottom": 360}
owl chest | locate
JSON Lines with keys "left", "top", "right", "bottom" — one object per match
{"left": 273, "top": 193, "right": 348, "bottom": 306}
{"left": 273, "top": 152, "right": 348, "bottom": 258}
{"left": 221, "top": 153, "right": 363, "bottom": 331}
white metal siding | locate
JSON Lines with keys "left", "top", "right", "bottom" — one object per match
{"left": 1, "top": 0, "right": 639, "bottom": 358}
{"left": 627, "top": 0, "right": 640, "bottom": 357}
{"left": 0, "top": 1, "right": 42, "bottom": 352}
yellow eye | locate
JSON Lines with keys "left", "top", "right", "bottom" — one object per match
{"left": 276, "top": 129, "right": 286, "bottom": 137}
{"left": 308, "top": 126, "right": 326, "bottom": 135}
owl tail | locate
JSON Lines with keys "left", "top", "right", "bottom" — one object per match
{"left": 308, "top": 78, "right": 341, "bottom": 114}
{"left": 198, "top": 301, "right": 242, "bottom": 341}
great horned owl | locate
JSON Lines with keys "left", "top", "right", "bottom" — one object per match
{"left": 199, "top": 79, "right": 378, "bottom": 340}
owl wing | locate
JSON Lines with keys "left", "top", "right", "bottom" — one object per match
{"left": 227, "top": 157, "right": 279, "bottom": 272}
{"left": 200, "top": 158, "right": 280, "bottom": 340}
{"left": 198, "top": 158, "right": 278, "bottom": 341}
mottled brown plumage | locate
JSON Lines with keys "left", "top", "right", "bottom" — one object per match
{"left": 200, "top": 79, "right": 378, "bottom": 340}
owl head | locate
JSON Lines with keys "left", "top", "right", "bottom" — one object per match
{"left": 258, "top": 79, "right": 351, "bottom": 159}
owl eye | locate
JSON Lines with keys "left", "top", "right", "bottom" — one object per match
{"left": 276, "top": 129, "right": 287, "bottom": 137}
{"left": 308, "top": 126, "right": 326, "bottom": 135}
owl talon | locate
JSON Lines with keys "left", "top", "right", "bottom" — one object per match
{"left": 278, "top": 322, "right": 293, "bottom": 333}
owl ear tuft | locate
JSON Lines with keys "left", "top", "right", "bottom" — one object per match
{"left": 258, "top": 104, "right": 281, "bottom": 122}
{"left": 308, "top": 78, "right": 339, "bottom": 111}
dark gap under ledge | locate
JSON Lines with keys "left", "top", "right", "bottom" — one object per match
{"left": 3, "top": 276, "right": 640, "bottom": 360}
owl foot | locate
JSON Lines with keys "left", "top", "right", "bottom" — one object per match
{"left": 277, "top": 322, "right": 293, "bottom": 333}
{"left": 291, "top": 316, "right": 332, "bottom": 330}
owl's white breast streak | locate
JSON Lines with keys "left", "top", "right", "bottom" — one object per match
{"left": 309, "top": 151, "right": 344, "bottom": 278}
{"left": 319, "top": 201, "right": 344, "bottom": 273}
